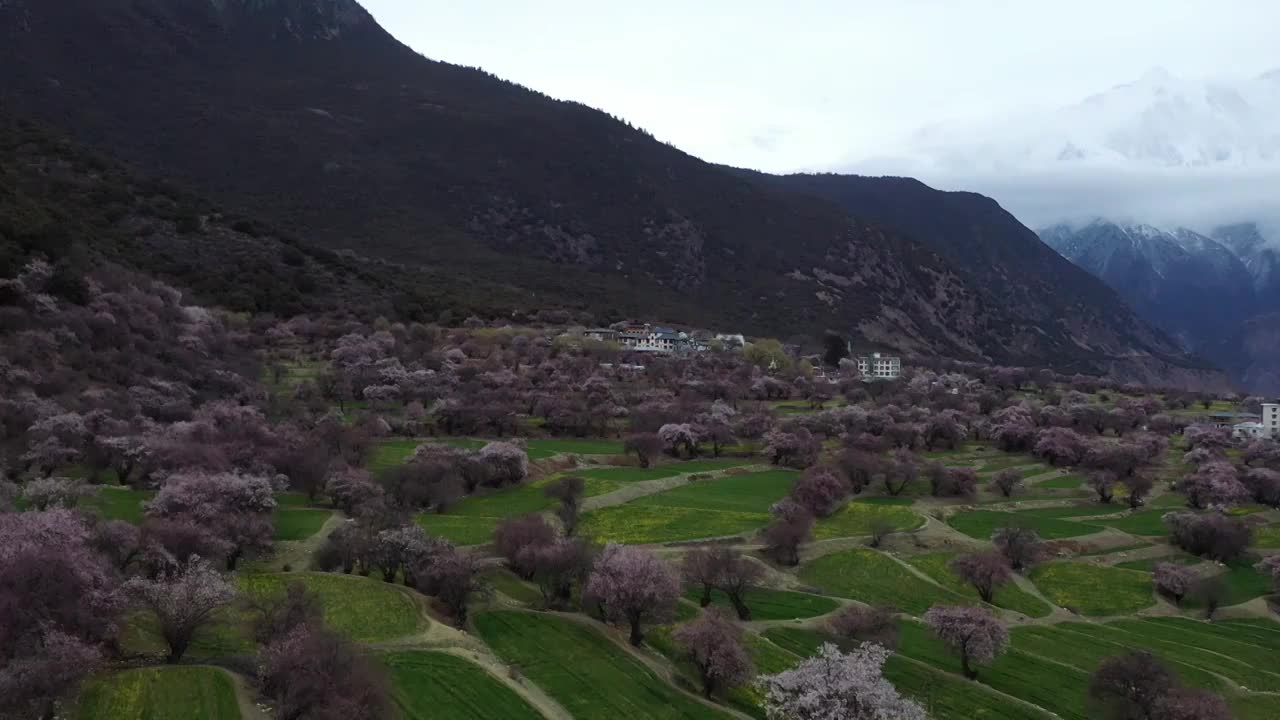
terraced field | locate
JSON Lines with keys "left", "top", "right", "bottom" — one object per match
{"left": 239, "top": 572, "right": 426, "bottom": 642}
{"left": 72, "top": 666, "right": 240, "bottom": 720}
{"left": 579, "top": 470, "right": 796, "bottom": 543}
{"left": 475, "top": 611, "right": 730, "bottom": 719}
{"left": 799, "top": 548, "right": 969, "bottom": 615}
{"left": 383, "top": 651, "right": 543, "bottom": 719}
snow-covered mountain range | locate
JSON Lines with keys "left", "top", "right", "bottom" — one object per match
{"left": 909, "top": 67, "right": 1280, "bottom": 173}
{"left": 849, "top": 66, "right": 1280, "bottom": 391}
{"left": 1042, "top": 220, "right": 1280, "bottom": 392}
{"left": 853, "top": 67, "right": 1280, "bottom": 234}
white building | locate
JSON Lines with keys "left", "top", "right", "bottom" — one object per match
{"left": 618, "top": 326, "right": 689, "bottom": 353}
{"left": 1264, "top": 404, "right": 1280, "bottom": 437}
{"left": 1233, "top": 421, "right": 1267, "bottom": 440}
{"left": 856, "top": 353, "right": 902, "bottom": 380}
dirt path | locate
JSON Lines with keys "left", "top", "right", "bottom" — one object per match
{"left": 580, "top": 464, "right": 768, "bottom": 513}
{"left": 217, "top": 666, "right": 269, "bottom": 720}
{"left": 264, "top": 510, "right": 345, "bottom": 571}
{"left": 546, "top": 611, "right": 755, "bottom": 720}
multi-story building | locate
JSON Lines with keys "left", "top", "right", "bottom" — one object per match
{"left": 1263, "top": 403, "right": 1280, "bottom": 437}
{"left": 855, "top": 352, "right": 902, "bottom": 380}
{"left": 618, "top": 326, "right": 688, "bottom": 353}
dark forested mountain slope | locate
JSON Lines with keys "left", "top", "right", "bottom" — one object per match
{"left": 0, "top": 0, "right": 1224, "bottom": 384}
{"left": 1042, "top": 219, "right": 1280, "bottom": 393}
{"left": 743, "top": 173, "right": 1223, "bottom": 385}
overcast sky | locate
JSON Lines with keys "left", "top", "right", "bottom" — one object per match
{"left": 361, "top": 0, "right": 1280, "bottom": 174}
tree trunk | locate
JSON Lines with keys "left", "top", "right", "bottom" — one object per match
{"left": 167, "top": 632, "right": 191, "bottom": 664}
{"left": 960, "top": 649, "right": 976, "bottom": 679}
{"left": 226, "top": 549, "right": 241, "bottom": 571}
{"left": 699, "top": 586, "right": 712, "bottom": 607}
{"left": 728, "top": 592, "right": 752, "bottom": 621}
{"left": 628, "top": 615, "right": 644, "bottom": 646}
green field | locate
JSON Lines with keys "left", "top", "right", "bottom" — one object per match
{"left": 1182, "top": 558, "right": 1273, "bottom": 609}
{"left": 239, "top": 572, "right": 425, "bottom": 642}
{"left": 273, "top": 507, "right": 331, "bottom": 540}
{"left": 1029, "top": 562, "right": 1153, "bottom": 615}
{"left": 80, "top": 487, "right": 155, "bottom": 524}
{"left": 906, "top": 552, "right": 1052, "bottom": 618}
{"left": 482, "top": 566, "right": 543, "bottom": 605}
{"left": 1036, "top": 474, "right": 1083, "bottom": 489}
{"left": 416, "top": 474, "right": 625, "bottom": 545}
{"left": 1112, "top": 553, "right": 1198, "bottom": 572}
{"left": 73, "top": 666, "right": 240, "bottom": 720}
{"left": 475, "top": 611, "right": 729, "bottom": 719}
{"left": 812, "top": 498, "right": 925, "bottom": 540}
{"left": 896, "top": 620, "right": 1092, "bottom": 720}
{"left": 579, "top": 470, "right": 796, "bottom": 543}
{"left": 1063, "top": 621, "right": 1280, "bottom": 693}
{"left": 798, "top": 548, "right": 968, "bottom": 615}
{"left": 1090, "top": 510, "right": 1171, "bottom": 536}
{"left": 1255, "top": 524, "right": 1280, "bottom": 548}
{"left": 1010, "top": 625, "right": 1228, "bottom": 693}
{"left": 525, "top": 438, "right": 625, "bottom": 459}
{"left": 684, "top": 587, "right": 840, "bottom": 621}
{"left": 383, "top": 651, "right": 543, "bottom": 719}
{"left": 948, "top": 507, "right": 1105, "bottom": 540}
{"left": 762, "top": 627, "right": 1053, "bottom": 720}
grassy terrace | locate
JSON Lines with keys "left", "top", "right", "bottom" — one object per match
{"left": 812, "top": 498, "right": 925, "bottom": 540}
{"left": 579, "top": 470, "right": 797, "bottom": 543}
{"left": 382, "top": 651, "right": 543, "bottom": 719}
{"left": 906, "top": 552, "right": 1052, "bottom": 618}
{"left": 475, "top": 611, "right": 730, "bottom": 719}
{"left": 682, "top": 587, "right": 840, "bottom": 621}
{"left": 72, "top": 666, "right": 240, "bottom": 720}
{"left": 799, "top": 548, "right": 968, "bottom": 615}
{"left": 238, "top": 572, "right": 426, "bottom": 642}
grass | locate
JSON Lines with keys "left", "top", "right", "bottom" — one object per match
{"left": 572, "top": 459, "right": 751, "bottom": 482}
{"left": 1037, "top": 474, "right": 1083, "bottom": 489}
{"left": 482, "top": 566, "right": 543, "bottom": 605}
{"left": 239, "top": 572, "right": 425, "bottom": 642}
{"left": 1010, "top": 625, "right": 1229, "bottom": 694}
{"left": 948, "top": 509, "right": 1102, "bottom": 540}
{"left": 905, "top": 552, "right": 1052, "bottom": 618}
{"left": 416, "top": 474, "right": 624, "bottom": 545}
{"left": 762, "top": 627, "right": 1054, "bottom": 720}
{"left": 525, "top": 438, "right": 625, "bottom": 459}
{"left": 812, "top": 498, "right": 925, "bottom": 540}
{"left": 1029, "top": 562, "right": 1153, "bottom": 615}
{"left": 1064, "top": 621, "right": 1280, "bottom": 693}
{"left": 1113, "top": 553, "right": 1199, "bottom": 572}
{"left": 371, "top": 436, "right": 622, "bottom": 471}
{"left": 382, "top": 650, "right": 543, "bottom": 719}
{"left": 73, "top": 665, "right": 240, "bottom": 720}
{"left": 896, "top": 620, "right": 1093, "bottom": 720}
{"left": 474, "top": 611, "right": 730, "bottom": 719}
{"left": 1182, "top": 558, "right": 1274, "bottom": 608}
{"left": 1254, "top": 524, "right": 1280, "bottom": 548}
{"left": 683, "top": 587, "right": 840, "bottom": 621}
{"left": 579, "top": 470, "right": 795, "bottom": 543}
{"left": 80, "top": 487, "right": 155, "bottom": 524}
{"left": 272, "top": 507, "right": 331, "bottom": 540}
{"left": 1090, "top": 509, "right": 1171, "bottom": 536}
{"left": 798, "top": 548, "right": 968, "bottom": 615}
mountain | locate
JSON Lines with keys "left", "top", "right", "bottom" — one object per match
{"left": 904, "top": 67, "right": 1280, "bottom": 174}
{"left": 0, "top": 0, "right": 1224, "bottom": 385}
{"left": 1040, "top": 221, "right": 1254, "bottom": 350}
{"left": 852, "top": 68, "right": 1280, "bottom": 235}
{"left": 736, "top": 172, "right": 1223, "bottom": 382}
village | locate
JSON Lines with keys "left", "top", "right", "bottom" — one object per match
{"left": 580, "top": 322, "right": 904, "bottom": 380}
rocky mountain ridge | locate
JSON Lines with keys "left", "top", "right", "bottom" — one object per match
{"left": 0, "top": 0, "right": 1227, "bottom": 387}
